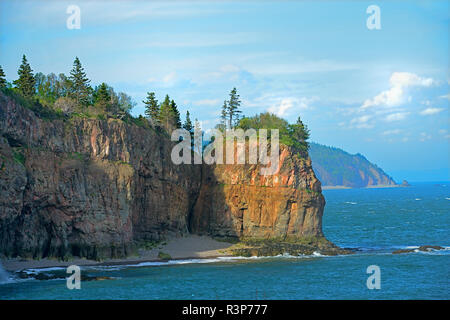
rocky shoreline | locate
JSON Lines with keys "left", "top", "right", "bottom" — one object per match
{"left": 224, "top": 236, "right": 354, "bottom": 257}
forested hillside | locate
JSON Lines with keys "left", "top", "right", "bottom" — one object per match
{"left": 309, "top": 143, "right": 397, "bottom": 188}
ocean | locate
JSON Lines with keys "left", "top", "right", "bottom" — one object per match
{"left": 1, "top": 182, "right": 449, "bottom": 299}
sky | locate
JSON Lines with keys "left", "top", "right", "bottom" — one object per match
{"left": 0, "top": 0, "right": 448, "bottom": 182}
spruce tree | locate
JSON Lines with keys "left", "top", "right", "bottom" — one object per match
{"left": 170, "top": 99, "right": 181, "bottom": 129}
{"left": 94, "top": 82, "right": 110, "bottom": 112}
{"left": 289, "top": 116, "right": 310, "bottom": 152}
{"left": 220, "top": 100, "right": 228, "bottom": 130}
{"left": 69, "top": 57, "right": 91, "bottom": 106}
{"left": 183, "top": 110, "right": 193, "bottom": 133}
{"left": 13, "top": 55, "right": 35, "bottom": 97}
{"left": 227, "top": 87, "right": 242, "bottom": 128}
{"left": 0, "top": 65, "right": 7, "bottom": 88}
{"left": 183, "top": 110, "right": 194, "bottom": 143}
{"left": 143, "top": 92, "right": 159, "bottom": 123}
{"left": 159, "top": 94, "right": 172, "bottom": 130}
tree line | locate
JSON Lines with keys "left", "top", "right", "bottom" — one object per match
{"left": 0, "top": 55, "right": 135, "bottom": 120}
{"left": 0, "top": 56, "right": 310, "bottom": 151}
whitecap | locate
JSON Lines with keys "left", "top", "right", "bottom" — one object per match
{"left": 22, "top": 266, "right": 66, "bottom": 274}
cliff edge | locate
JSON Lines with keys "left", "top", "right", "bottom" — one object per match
{"left": 0, "top": 92, "right": 346, "bottom": 260}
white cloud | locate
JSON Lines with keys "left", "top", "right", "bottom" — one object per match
{"left": 350, "top": 115, "right": 373, "bottom": 128}
{"left": 419, "top": 132, "right": 432, "bottom": 142}
{"left": 420, "top": 107, "right": 444, "bottom": 115}
{"left": 390, "top": 72, "right": 434, "bottom": 87}
{"left": 194, "top": 99, "right": 220, "bottom": 106}
{"left": 439, "top": 94, "right": 450, "bottom": 100}
{"left": 385, "top": 112, "right": 410, "bottom": 122}
{"left": 219, "top": 65, "right": 240, "bottom": 73}
{"left": 361, "top": 72, "right": 434, "bottom": 110}
{"left": 248, "top": 59, "right": 358, "bottom": 76}
{"left": 438, "top": 129, "right": 450, "bottom": 139}
{"left": 148, "top": 71, "right": 178, "bottom": 87}
{"left": 382, "top": 129, "right": 402, "bottom": 135}
{"left": 267, "top": 97, "right": 316, "bottom": 117}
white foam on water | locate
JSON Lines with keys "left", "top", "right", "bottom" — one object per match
{"left": 345, "top": 202, "right": 357, "bottom": 205}
{"left": 22, "top": 266, "right": 66, "bottom": 274}
{"left": 0, "top": 261, "right": 14, "bottom": 284}
{"left": 404, "top": 246, "right": 420, "bottom": 249}
{"left": 415, "top": 198, "right": 421, "bottom": 201}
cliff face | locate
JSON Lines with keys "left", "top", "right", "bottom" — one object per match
{"left": 0, "top": 92, "right": 325, "bottom": 259}
{"left": 309, "top": 142, "right": 396, "bottom": 188}
{"left": 191, "top": 148, "right": 324, "bottom": 240}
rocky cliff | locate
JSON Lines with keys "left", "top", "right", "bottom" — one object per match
{"left": 191, "top": 147, "right": 324, "bottom": 240}
{"left": 0, "top": 92, "right": 330, "bottom": 260}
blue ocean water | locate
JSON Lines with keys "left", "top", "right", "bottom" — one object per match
{"left": 1, "top": 182, "right": 449, "bottom": 299}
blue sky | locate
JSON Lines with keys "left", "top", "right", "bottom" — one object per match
{"left": 0, "top": 0, "right": 448, "bottom": 182}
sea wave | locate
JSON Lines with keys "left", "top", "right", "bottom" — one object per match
{"left": 15, "top": 245, "right": 450, "bottom": 277}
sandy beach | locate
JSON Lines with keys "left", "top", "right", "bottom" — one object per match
{"left": 1, "top": 235, "right": 234, "bottom": 272}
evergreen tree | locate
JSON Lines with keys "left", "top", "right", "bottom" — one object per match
{"left": 0, "top": 65, "right": 7, "bottom": 88}
{"left": 159, "top": 94, "right": 173, "bottom": 131}
{"left": 94, "top": 82, "right": 110, "bottom": 112}
{"left": 69, "top": 57, "right": 91, "bottom": 106}
{"left": 13, "top": 55, "right": 35, "bottom": 97}
{"left": 289, "top": 116, "right": 310, "bottom": 151}
{"left": 183, "top": 110, "right": 193, "bottom": 133}
{"left": 220, "top": 88, "right": 242, "bottom": 129}
{"left": 227, "top": 87, "right": 242, "bottom": 128}
{"left": 170, "top": 99, "right": 181, "bottom": 129}
{"left": 220, "top": 100, "right": 228, "bottom": 130}
{"left": 143, "top": 92, "right": 159, "bottom": 123}
{"left": 183, "top": 110, "right": 194, "bottom": 143}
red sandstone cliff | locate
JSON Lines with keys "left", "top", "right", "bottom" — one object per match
{"left": 0, "top": 92, "right": 327, "bottom": 259}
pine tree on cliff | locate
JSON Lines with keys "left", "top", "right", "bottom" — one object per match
{"left": 183, "top": 110, "right": 193, "bottom": 133}
{"left": 221, "top": 88, "right": 242, "bottom": 129}
{"left": 13, "top": 55, "right": 35, "bottom": 97}
{"left": 93, "top": 82, "right": 110, "bottom": 112}
{"left": 220, "top": 100, "right": 228, "bottom": 130}
{"left": 183, "top": 110, "right": 194, "bottom": 143}
{"left": 170, "top": 99, "right": 181, "bottom": 129}
{"left": 69, "top": 57, "right": 91, "bottom": 106}
{"left": 0, "top": 65, "right": 7, "bottom": 88}
{"left": 227, "top": 87, "right": 242, "bottom": 128}
{"left": 289, "top": 116, "right": 310, "bottom": 152}
{"left": 159, "top": 94, "right": 172, "bottom": 131}
{"left": 143, "top": 92, "right": 159, "bottom": 124}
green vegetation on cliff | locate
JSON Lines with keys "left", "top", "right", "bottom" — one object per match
{"left": 309, "top": 142, "right": 397, "bottom": 188}
{"left": 236, "top": 112, "right": 310, "bottom": 156}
